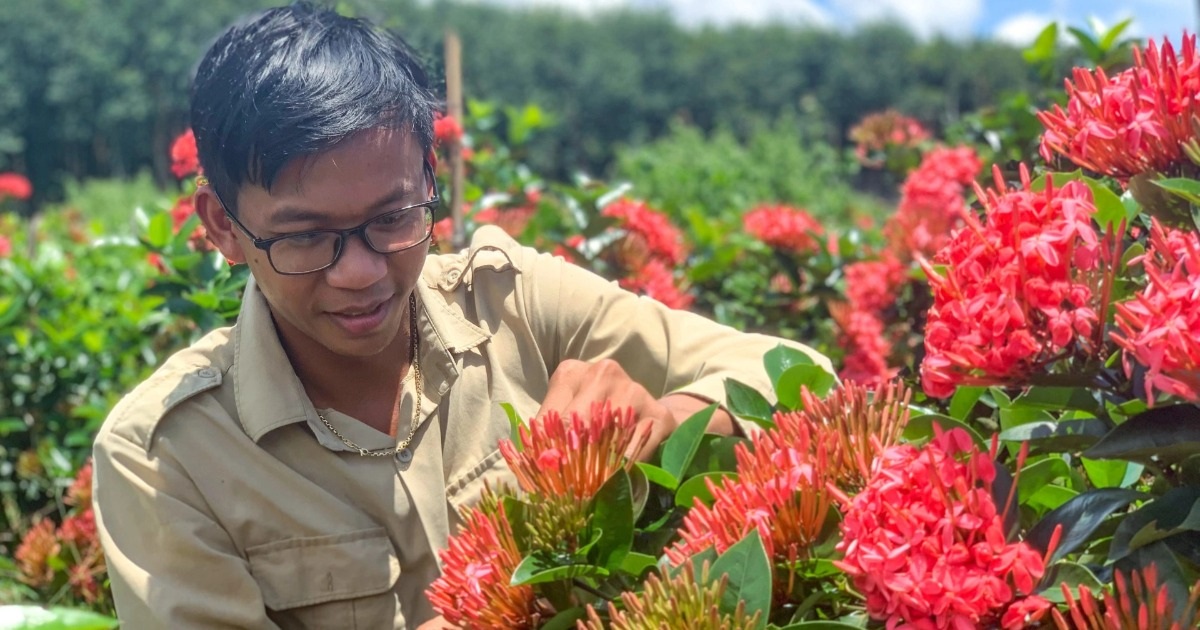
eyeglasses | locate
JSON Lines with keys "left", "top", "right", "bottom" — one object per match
{"left": 215, "top": 161, "right": 439, "bottom": 275}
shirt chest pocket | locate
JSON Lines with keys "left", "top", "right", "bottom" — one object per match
{"left": 247, "top": 528, "right": 401, "bottom": 629}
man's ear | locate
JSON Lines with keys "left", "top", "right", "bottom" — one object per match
{"left": 195, "top": 186, "right": 247, "bottom": 265}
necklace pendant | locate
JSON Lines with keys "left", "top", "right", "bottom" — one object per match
{"left": 396, "top": 447, "right": 413, "bottom": 463}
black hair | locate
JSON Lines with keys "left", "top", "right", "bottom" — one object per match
{"left": 190, "top": 2, "right": 439, "bottom": 213}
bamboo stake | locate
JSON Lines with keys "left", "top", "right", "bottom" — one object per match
{"left": 444, "top": 29, "right": 466, "bottom": 250}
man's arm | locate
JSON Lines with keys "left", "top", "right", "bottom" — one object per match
{"left": 94, "top": 430, "right": 280, "bottom": 629}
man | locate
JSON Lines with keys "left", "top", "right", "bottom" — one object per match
{"left": 93, "top": 3, "right": 828, "bottom": 628}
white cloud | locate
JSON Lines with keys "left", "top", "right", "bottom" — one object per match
{"left": 832, "top": 0, "right": 983, "bottom": 38}
{"left": 993, "top": 12, "right": 1056, "bottom": 46}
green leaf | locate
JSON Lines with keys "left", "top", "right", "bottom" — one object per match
{"left": 1016, "top": 457, "right": 1074, "bottom": 506}
{"left": 1154, "top": 177, "right": 1200, "bottom": 205}
{"left": 1022, "top": 22, "right": 1059, "bottom": 64}
{"left": 1012, "top": 386, "right": 1099, "bottom": 412}
{"left": 763, "top": 344, "right": 815, "bottom": 390}
{"left": 660, "top": 404, "right": 716, "bottom": 482}
{"left": 1025, "top": 483, "right": 1080, "bottom": 513}
{"left": 725, "top": 378, "right": 774, "bottom": 429}
{"left": 588, "top": 469, "right": 633, "bottom": 571}
{"left": 998, "top": 418, "right": 1111, "bottom": 453}
{"left": 499, "top": 402, "right": 524, "bottom": 452}
{"left": 709, "top": 531, "right": 771, "bottom": 629}
{"left": 1083, "top": 405, "right": 1200, "bottom": 467}
{"left": 775, "top": 623, "right": 865, "bottom": 630}
{"left": 1081, "top": 457, "right": 1143, "bottom": 489}
{"left": 1031, "top": 172, "right": 1130, "bottom": 231}
{"left": 0, "top": 606, "right": 118, "bottom": 630}
{"left": 1037, "top": 561, "right": 1105, "bottom": 603}
{"left": 1109, "top": 487, "right": 1200, "bottom": 562}
{"left": 675, "top": 472, "right": 737, "bottom": 508}
{"left": 1067, "top": 26, "right": 1104, "bottom": 63}
{"left": 776, "top": 364, "right": 836, "bottom": 410}
{"left": 1026, "top": 488, "right": 1146, "bottom": 564}
{"left": 540, "top": 608, "right": 588, "bottom": 630}
{"left": 948, "top": 386, "right": 985, "bottom": 421}
{"left": 144, "top": 211, "right": 173, "bottom": 250}
{"left": 628, "top": 463, "right": 650, "bottom": 520}
{"left": 510, "top": 555, "right": 609, "bottom": 586}
{"left": 1099, "top": 18, "right": 1133, "bottom": 51}
{"left": 501, "top": 496, "right": 532, "bottom": 555}
{"left": 902, "top": 414, "right": 988, "bottom": 449}
{"left": 0, "top": 418, "right": 27, "bottom": 436}
{"left": 635, "top": 462, "right": 678, "bottom": 491}
{"left": 618, "top": 552, "right": 658, "bottom": 577}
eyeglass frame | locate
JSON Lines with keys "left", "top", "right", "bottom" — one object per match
{"left": 212, "top": 160, "right": 439, "bottom": 276}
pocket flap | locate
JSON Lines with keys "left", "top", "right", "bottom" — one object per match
{"left": 247, "top": 528, "right": 400, "bottom": 610}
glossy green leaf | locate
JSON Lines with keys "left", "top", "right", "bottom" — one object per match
{"left": 1154, "top": 177, "right": 1200, "bottom": 205}
{"left": 998, "top": 418, "right": 1111, "bottom": 453}
{"left": 1027, "top": 488, "right": 1146, "bottom": 564}
{"left": 540, "top": 608, "right": 588, "bottom": 630}
{"left": 510, "top": 555, "right": 609, "bottom": 586}
{"left": 725, "top": 377, "right": 774, "bottom": 429}
{"left": 763, "top": 344, "right": 815, "bottom": 391}
{"left": 1025, "top": 485, "right": 1079, "bottom": 514}
{"left": 675, "top": 472, "right": 737, "bottom": 508}
{"left": 635, "top": 462, "right": 678, "bottom": 491}
{"left": 685, "top": 435, "right": 745, "bottom": 478}
{"left": 1067, "top": 27, "right": 1104, "bottom": 63}
{"left": 501, "top": 496, "right": 532, "bottom": 555}
{"left": 948, "top": 386, "right": 985, "bottom": 420}
{"left": 145, "top": 212, "right": 172, "bottom": 249}
{"left": 0, "top": 606, "right": 118, "bottom": 630}
{"left": 499, "top": 402, "right": 524, "bottom": 452}
{"left": 1037, "top": 561, "right": 1105, "bottom": 603}
{"left": 1098, "top": 18, "right": 1133, "bottom": 51}
{"left": 1022, "top": 23, "right": 1058, "bottom": 64}
{"left": 618, "top": 552, "right": 658, "bottom": 577}
{"left": 1012, "top": 386, "right": 1099, "bottom": 412}
{"left": 1109, "top": 487, "right": 1200, "bottom": 562}
{"left": 589, "top": 469, "right": 633, "bottom": 570}
{"left": 628, "top": 463, "right": 650, "bottom": 520}
{"left": 1084, "top": 405, "right": 1200, "bottom": 466}
{"left": 709, "top": 531, "right": 771, "bottom": 629}
{"left": 660, "top": 404, "right": 716, "bottom": 482}
{"left": 1016, "top": 457, "right": 1074, "bottom": 505}
{"left": 776, "top": 364, "right": 836, "bottom": 410}
{"left": 1081, "top": 457, "right": 1143, "bottom": 489}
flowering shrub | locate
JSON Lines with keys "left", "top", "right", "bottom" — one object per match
{"left": 849, "top": 109, "right": 930, "bottom": 171}
{"left": 0, "top": 172, "right": 33, "bottom": 201}
{"left": 742, "top": 205, "right": 824, "bottom": 256}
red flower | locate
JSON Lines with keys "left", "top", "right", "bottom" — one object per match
{"left": 0, "top": 172, "right": 33, "bottom": 200}
{"left": 473, "top": 204, "right": 535, "bottom": 238}
{"left": 831, "top": 305, "right": 897, "bottom": 386}
{"left": 884, "top": 146, "right": 982, "bottom": 262}
{"left": 1039, "top": 33, "right": 1200, "bottom": 179}
{"left": 1052, "top": 565, "right": 1200, "bottom": 630}
{"left": 836, "top": 429, "right": 1049, "bottom": 629}
{"left": 844, "top": 253, "right": 906, "bottom": 313}
{"left": 169, "top": 129, "right": 200, "bottom": 180}
{"left": 742, "top": 205, "right": 824, "bottom": 255}
{"left": 58, "top": 508, "right": 98, "bottom": 551}
{"left": 15, "top": 518, "right": 60, "bottom": 588}
{"left": 0, "top": 234, "right": 11, "bottom": 258}
{"left": 1112, "top": 220, "right": 1200, "bottom": 403}
{"left": 619, "top": 258, "right": 694, "bottom": 310}
{"left": 427, "top": 502, "right": 541, "bottom": 629}
{"left": 602, "top": 198, "right": 687, "bottom": 266}
{"left": 500, "top": 401, "right": 648, "bottom": 502}
{"left": 434, "top": 112, "right": 464, "bottom": 145}
{"left": 849, "top": 109, "right": 931, "bottom": 167}
{"left": 65, "top": 460, "right": 92, "bottom": 508}
{"left": 919, "top": 164, "right": 1108, "bottom": 398}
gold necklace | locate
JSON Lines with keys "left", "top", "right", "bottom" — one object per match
{"left": 319, "top": 293, "right": 422, "bottom": 462}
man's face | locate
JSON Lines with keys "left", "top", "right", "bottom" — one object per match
{"left": 204, "top": 127, "right": 432, "bottom": 361}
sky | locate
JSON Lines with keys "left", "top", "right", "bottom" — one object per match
{"left": 469, "top": 0, "right": 1194, "bottom": 44}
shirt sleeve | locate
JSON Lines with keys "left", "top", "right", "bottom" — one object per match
{"left": 94, "top": 429, "right": 280, "bottom": 630}
{"left": 521, "top": 245, "right": 833, "bottom": 419}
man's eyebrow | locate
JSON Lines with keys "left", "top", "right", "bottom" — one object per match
{"left": 269, "top": 180, "right": 422, "bottom": 226}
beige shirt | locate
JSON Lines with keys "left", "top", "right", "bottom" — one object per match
{"left": 94, "top": 226, "right": 829, "bottom": 629}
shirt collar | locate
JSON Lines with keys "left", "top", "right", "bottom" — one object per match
{"left": 232, "top": 268, "right": 492, "bottom": 443}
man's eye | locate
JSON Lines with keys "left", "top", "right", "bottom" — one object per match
{"left": 284, "top": 232, "right": 326, "bottom": 246}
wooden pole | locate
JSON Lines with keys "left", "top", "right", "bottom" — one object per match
{"left": 444, "top": 29, "right": 466, "bottom": 250}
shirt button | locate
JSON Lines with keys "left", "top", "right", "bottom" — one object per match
{"left": 445, "top": 269, "right": 461, "bottom": 283}
{"left": 438, "top": 382, "right": 450, "bottom": 395}
{"left": 197, "top": 368, "right": 217, "bottom": 379}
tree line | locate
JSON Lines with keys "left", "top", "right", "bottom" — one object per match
{"left": 0, "top": 0, "right": 1038, "bottom": 206}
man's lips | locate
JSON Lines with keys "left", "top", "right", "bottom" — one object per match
{"left": 327, "top": 296, "right": 393, "bottom": 335}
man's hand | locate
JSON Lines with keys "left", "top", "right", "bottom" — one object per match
{"left": 536, "top": 359, "right": 736, "bottom": 461}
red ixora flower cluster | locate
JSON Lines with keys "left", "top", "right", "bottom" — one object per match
{"left": 0, "top": 172, "right": 33, "bottom": 201}
{"left": 14, "top": 460, "right": 105, "bottom": 604}
{"left": 1053, "top": 565, "right": 1200, "bottom": 630}
{"left": 1039, "top": 33, "right": 1200, "bottom": 180}
{"left": 600, "top": 198, "right": 692, "bottom": 309}
{"left": 884, "top": 146, "right": 982, "bottom": 262}
{"left": 1113, "top": 220, "right": 1200, "bottom": 404}
{"left": 742, "top": 204, "right": 824, "bottom": 256}
{"left": 434, "top": 112, "right": 465, "bottom": 146}
{"left": 834, "top": 253, "right": 907, "bottom": 385}
{"left": 849, "top": 109, "right": 931, "bottom": 168}
{"left": 835, "top": 429, "right": 1053, "bottom": 630}
{"left": 920, "top": 165, "right": 1108, "bottom": 398}
{"left": 427, "top": 501, "right": 541, "bottom": 629}
{"left": 169, "top": 129, "right": 200, "bottom": 180}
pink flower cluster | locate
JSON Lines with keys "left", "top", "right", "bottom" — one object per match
{"left": 169, "top": 129, "right": 200, "bottom": 180}
{"left": 1039, "top": 33, "right": 1200, "bottom": 179}
{"left": 601, "top": 198, "right": 692, "bottom": 309}
{"left": 834, "top": 253, "right": 908, "bottom": 385}
{"left": 0, "top": 172, "right": 33, "bottom": 201}
{"left": 1113, "top": 220, "right": 1200, "bottom": 404}
{"left": 742, "top": 204, "right": 824, "bottom": 256}
{"left": 434, "top": 112, "right": 465, "bottom": 146}
{"left": 14, "top": 460, "right": 105, "bottom": 604}
{"left": 836, "top": 429, "right": 1051, "bottom": 629}
{"left": 920, "top": 165, "right": 1106, "bottom": 398}
{"left": 619, "top": 258, "right": 695, "bottom": 310}
{"left": 884, "top": 146, "right": 983, "bottom": 262}
{"left": 849, "top": 109, "right": 931, "bottom": 168}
